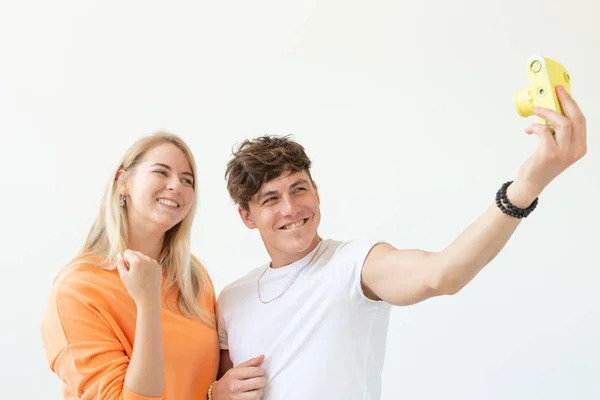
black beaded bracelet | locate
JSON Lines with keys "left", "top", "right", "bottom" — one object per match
{"left": 495, "top": 181, "right": 538, "bottom": 219}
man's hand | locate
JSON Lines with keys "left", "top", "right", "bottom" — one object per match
{"left": 213, "top": 355, "right": 267, "bottom": 400}
{"left": 510, "top": 85, "right": 587, "bottom": 206}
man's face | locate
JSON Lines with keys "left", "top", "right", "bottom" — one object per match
{"left": 239, "top": 170, "right": 321, "bottom": 266}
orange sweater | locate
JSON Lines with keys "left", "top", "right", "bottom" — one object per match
{"left": 40, "top": 257, "right": 219, "bottom": 400}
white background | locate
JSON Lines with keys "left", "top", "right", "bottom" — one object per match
{"left": 1, "top": 0, "right": 599, "bottom": 398}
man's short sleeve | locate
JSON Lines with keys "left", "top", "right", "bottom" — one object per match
{"left": 334, "top": 238, "right": 388, "bottom": 304}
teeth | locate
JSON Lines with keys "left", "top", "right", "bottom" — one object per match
{"left": 283, "top": 219, "right": 305, "bottom": 230}
{"left": 158, "top": 199, "right": 178, "bottom": 207}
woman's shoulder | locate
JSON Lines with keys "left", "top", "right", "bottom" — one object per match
{"left": 191, "top": 253, "right": 214, "bottom": 282}
{"left": 51, "top": 253, "right": 120, "bottom": 299}
{"left": 191, "top": 253, "right": 217, "bottom": 301}
{"left": 41, "top": 254, "right": 125, "bottom": 366}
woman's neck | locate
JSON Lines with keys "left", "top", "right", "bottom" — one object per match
{"left": 127, "top": 225, "right": 165, "bottom": 261}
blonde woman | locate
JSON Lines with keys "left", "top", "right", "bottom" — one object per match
{"left": 40, "top": 132, "right": 265, "bottom": 399}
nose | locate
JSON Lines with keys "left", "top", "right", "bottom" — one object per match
{"left": 167, "top": 177, "right": 181, "bottom": 194}
{"left": 279, "top": 194, "right": 300, "bottom": 216}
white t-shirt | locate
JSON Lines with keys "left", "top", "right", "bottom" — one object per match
{"left": 217, "top": 238, "right": 393, "bottom": 400}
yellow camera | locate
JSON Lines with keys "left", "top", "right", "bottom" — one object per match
{"left": 514, "top": 55, "right": 572, "bottom": 128}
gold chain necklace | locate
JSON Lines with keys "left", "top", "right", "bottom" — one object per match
{"left": 257, "top": 240, "right": 324, "bottom": 304}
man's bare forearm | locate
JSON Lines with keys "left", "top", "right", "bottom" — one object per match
{"left": 435, "top": 178, "right": 540, "bottom": 294}
{"left": 124, "top": 300, "right": 165, "bottom": 397}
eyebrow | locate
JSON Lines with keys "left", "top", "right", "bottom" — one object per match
{"left": 258, "top": 178, "right": 310, "bottom": 200}
{"left": 151, "top": 163, "right": 194, "bottom": 179}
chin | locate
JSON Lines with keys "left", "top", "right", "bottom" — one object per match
{"left": 151, "top": 217, "right": 184, "bottom": 233}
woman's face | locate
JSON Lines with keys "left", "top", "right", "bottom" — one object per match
{"left": 123, "top": 142, "right": 195, "bottom": 234}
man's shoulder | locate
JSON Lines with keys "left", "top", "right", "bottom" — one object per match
{"left": 217, "top": 264, "right": 265, "bottom": 302}
{"left": 327, "top": 237, "right": 387, "bottom": 261}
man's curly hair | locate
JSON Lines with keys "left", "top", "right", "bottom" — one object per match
{"left": 225, "top": 135, "right": 313, "bottom": 211}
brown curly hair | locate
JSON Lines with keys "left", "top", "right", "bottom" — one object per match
{"left": 225, "top": 135, "right": 313, "bottom": 211}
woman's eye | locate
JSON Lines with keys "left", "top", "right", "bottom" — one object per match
{"left": 154, "top": 170, "right": 168, "bottom": 176}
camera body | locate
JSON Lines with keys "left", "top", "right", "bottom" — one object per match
{"left": 514, "top": 55, "right": 571, "bottom": 128}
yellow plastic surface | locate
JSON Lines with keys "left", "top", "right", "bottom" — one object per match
{"left": 515, "top": 55, "right": 571, "bottom": 128}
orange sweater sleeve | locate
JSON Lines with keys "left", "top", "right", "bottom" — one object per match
{"left": 41, "top": 277, "right": 163, "bottom": 400}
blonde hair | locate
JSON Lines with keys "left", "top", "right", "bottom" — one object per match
{"left": 78, "top": 131, "right": 214, "bottom": 328}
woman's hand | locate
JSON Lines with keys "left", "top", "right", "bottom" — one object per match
{"left": 117, "top": 249, "right": 163, "bottom": 308}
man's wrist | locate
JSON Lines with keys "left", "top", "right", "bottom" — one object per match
{"left": 207, "top": 380, "right": 218, "bottom": 400}
{"left": 505, "top": 177, "right": 542, "bottom": 208}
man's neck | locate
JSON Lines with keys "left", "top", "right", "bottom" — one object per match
{"left": 269, "top": 235, "right": 322, "bottom": 269}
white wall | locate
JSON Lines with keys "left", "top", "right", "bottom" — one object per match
{"left": 1, "top": 0, "right": 598, "bottom": 398}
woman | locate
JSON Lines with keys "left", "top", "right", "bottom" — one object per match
{"left": 40, "top": 132, "right": 220, "bottom": 399}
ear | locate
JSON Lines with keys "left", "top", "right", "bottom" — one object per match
{"left": 312, "top": 181, "right": 320, "bottom": 205}
{"left": 238, "top": 206, "right": 257, "bottom": 229}
{"left": 115, "top": 169, "right": 128, "bottom": 194}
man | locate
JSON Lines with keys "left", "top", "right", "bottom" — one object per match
{"left": 210, "top": 85, "right": 587, "bottom": 399}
